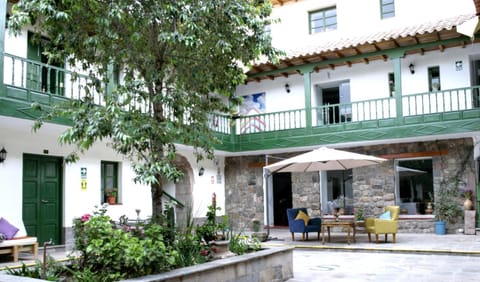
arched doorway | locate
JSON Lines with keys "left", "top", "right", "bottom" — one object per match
{"left": 171, "top": 154, "right": 194, "bottom": 227}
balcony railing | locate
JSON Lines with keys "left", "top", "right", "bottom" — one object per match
{"left": 3, "top": 52, "right": 480, "bottom": 139}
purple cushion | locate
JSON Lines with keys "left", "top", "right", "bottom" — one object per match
{"left": 0, "top": 217, "right": 20, "bottom": 240}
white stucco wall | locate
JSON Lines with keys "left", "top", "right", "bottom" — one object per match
{"left": 270, "top": 0, "right": 475, "bottom": 50}
{"left": 0, "top": 116, "right": 225, "bottom": 230}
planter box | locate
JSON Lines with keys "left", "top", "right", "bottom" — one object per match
{"left": 123, "top": 246, "right": 294, "bottom": 282}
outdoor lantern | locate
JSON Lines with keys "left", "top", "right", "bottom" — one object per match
{"left": 285, "top": 83, "right": 290, "bottom": 93}
{"left": 409, "top": 63, "right": 415, "bottom": 74}
{"left": 0, "top": 147, "right": 7, "bottom": 163}
{"left": 198, "top": 167, "right": 205, "bottom": 176}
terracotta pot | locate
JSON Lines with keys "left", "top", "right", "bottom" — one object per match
{"left": 464, "top": 199, "right": 473, "bottom": 210}
{"left": 107, "top": 195, "right": 116, "bottom": 205}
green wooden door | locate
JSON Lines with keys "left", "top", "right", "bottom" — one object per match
{"left": 23, "top": 154, "right": 63, "bottom": 245}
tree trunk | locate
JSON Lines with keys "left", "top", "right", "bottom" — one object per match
{"left": 151, "top": 180, "right": 163, "bottom": 221}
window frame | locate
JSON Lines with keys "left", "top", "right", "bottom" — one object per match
{"left": 394, "top": 158, "right": 434, "bottom": 216}
{"left": 309, "top": 6, "right": 337, "bottom": 34}
{"left": 428, "top": 66, "right": 441, "bottom": 92}
{"left": 388, "top": 72, "right": 395, "bottom": 97}
{"left": 101, "top": 161, "right": 119, "bottom": 204}
{"left": 380, "top": 0, "right": 395, "bottom": 19}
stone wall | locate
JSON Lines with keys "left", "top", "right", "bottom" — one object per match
{"left": 224, "top": 138, "right": 476, "bottom": 234}
{"left": 291, "top": 172, "right": 321, "bottom": 217}
{"left": 224, "top": 155, "right": 265, "bottom": 231}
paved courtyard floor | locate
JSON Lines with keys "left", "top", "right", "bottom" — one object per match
{"left": 2, "top": 227, "right": 480, "bottom": 281}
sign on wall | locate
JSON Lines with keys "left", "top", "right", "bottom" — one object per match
{"left": 81, "top": 167, "right": 87, "bottom": 190}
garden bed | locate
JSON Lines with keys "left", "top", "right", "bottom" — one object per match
{"left": 0, "top": 246, "right": 293, "bottom": 282}
{"left": 123, "top": 246, "right": 293, "bottom": 282}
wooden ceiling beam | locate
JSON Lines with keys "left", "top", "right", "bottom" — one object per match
{"left": 381, "top": 54, "right": 388, "bottom": 61}
{"left": 362, "top": 58, "right": 369, "bottom": 64}
{"left": 328, "top": 64, "right": 335, "bottom": 70}
{"left": 439, "top": 44, "right": 445, "bottom": 52}
{"left": 267, "top": 75, "right": 275, "bottom": 80}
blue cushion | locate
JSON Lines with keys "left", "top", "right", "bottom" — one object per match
{"left": 379, "top": 211, "right": 391, "bottom": 220}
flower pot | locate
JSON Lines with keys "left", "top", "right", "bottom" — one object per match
{"left": 435, "top": 221, "right": 446, "bottom": 235}
{"left": 107, "top": 195, "right": 116, "bottom": 205}
{"left": 464, "top": 199, "right": 473, "bottom": 210}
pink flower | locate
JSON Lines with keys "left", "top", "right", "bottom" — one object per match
{"left": 81, "top": 214, "right": 91, "bottom": 222}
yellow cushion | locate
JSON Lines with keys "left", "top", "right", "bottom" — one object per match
{"left": 295, "top": 210, "right": 310, "bottom": 225}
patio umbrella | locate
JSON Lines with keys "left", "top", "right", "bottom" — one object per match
{"left": 264, "top": 146, "right": 387, "bottom": 173}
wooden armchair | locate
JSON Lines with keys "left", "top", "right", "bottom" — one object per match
{"left": 365, "top": 206, "right": 400, "bottom": 243}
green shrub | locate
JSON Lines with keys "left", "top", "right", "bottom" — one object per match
{"left": 71, "top": 205, "right": 177, "bottom": 281}
{"left": 229, "top": 234, "right": 261, "bottom": 255}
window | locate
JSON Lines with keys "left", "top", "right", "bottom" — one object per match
{"left": 381, "top": 0, "right": 395, "bottom": 19}
{"left": 428, "top": 66, "right": 441, "bottom": 91}
{"left": 323, "top": 170, "right": 353, "bottom": 215}
{"left": 395, "top": 159, "right": 433, "bottom": 215}
{"left": 310, "top": 7, "right": 337, "bottom": 34}
{"left": 101, "top": 161, "right": 119, "bottom": 204}
{"left": 388, "top": 72, "right": 395, "bottom": 97}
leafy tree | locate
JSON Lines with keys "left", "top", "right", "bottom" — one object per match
{"left": 9, "top": 0, "right": 279, "bottom": 218}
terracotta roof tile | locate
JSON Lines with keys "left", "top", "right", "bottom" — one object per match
{"left": 281, "top": 13, "right": 476, "bottom": 60}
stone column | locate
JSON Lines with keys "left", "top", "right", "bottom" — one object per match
{"left": 464, "top": 210, "right": 476, "bottom": 235}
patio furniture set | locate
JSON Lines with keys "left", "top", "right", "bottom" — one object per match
{"left": 287, "top": 206, "right": 399, "bottom": 244}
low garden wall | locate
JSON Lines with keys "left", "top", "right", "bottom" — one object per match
{"left": 123, "top": 246, "right": 294, "bottom": 282}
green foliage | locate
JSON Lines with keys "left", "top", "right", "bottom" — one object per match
{"left": 355, "top": 207, "right": 364, "bottom": 221}
{"left": 229, "top": 234, "right": 261, "bottom": 255}
{"left": 71, "top": 206, "right": 177, "bottom": 281}
{"left": 5, "top": 255, "right": 66, "bottom": 281}
{"left": 9, "top": 0, "right": 280, "bottom": 218}
{"left": 435, "top": 184, "right": 462, "bottom": 223}
{"left": 196, "top": 197, "right": 228, "bottom": 242}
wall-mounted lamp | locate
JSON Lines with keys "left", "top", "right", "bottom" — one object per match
{"left": 198, "top": 167, "right": 205, "bottom": 176}
{"left": 0, "top": 147, "right": 7, "bottom": 163}
{"left": 408, "top": 63, "right": 415, "bottom": 74}
{"left": 285, "top": 83, "right": 290, "bottom": 93}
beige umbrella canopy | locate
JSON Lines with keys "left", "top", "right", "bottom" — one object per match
{"left": 264, "top": 146, "right": 387, "bottom": 173}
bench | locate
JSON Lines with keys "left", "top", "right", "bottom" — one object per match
{"left": 0, "top": 237, "right": 38, "bottom": 262}
{"left": 0, "top": 217, "right": 38, "bottom": 262}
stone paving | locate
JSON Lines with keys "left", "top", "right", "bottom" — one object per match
{"left": 2, "top": 227, "right": 480, "bottom": 281}
{"left": 266, "top": 228, "right": 480, "bottom": 282}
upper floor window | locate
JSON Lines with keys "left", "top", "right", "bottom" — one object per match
{"left": 381, "top": 0, "right": 395, "bottom": 19}
{"left": 388, "top": 72, "right": 395, "bottom": 97}
{"left": 428, "top": 66, "right": 441, "bottom": 91}
{"left": 310, "top": 7, "right": 337, "bottom": 34}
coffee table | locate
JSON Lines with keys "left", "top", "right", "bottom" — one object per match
{"left": 321, "top": 220, "right": 356, "bottom": 244}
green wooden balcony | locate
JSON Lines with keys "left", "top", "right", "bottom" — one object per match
{"left": 2, "top": 52, "right": 480, "bottom": 152}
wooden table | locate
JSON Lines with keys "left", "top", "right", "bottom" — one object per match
{"left": 322, "top": 220, "right": 356, "bottom": 244}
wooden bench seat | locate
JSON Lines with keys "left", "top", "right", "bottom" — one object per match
{"left": 0, "top": 237, "right": 38, "bottom": 262}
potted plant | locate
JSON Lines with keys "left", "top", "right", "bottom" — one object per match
{"left": 434, "top": 185, "right": 462, "bottom": 235}
{"left": 105, "top": 188, "right": 118, "bottom": 205}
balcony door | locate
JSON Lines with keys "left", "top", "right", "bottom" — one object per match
{"left": 273, "top": 172, "right": 292, "bottom": 226}
{"left": 314, "top": 81, "right": 351, "bottom": 125}
{"left": 27, "top": 32, "right": 65, "bottom": 95}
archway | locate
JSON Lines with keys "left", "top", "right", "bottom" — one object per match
{"left": 171, "top": 154, "right": 194, "bottom": 228}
